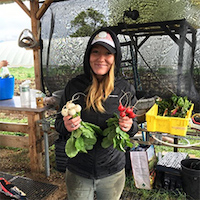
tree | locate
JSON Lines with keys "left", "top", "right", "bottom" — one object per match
{"left": 70, "top": 8, "right": 107, "bottom": 37}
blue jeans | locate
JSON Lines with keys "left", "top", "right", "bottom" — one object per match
{"left": 65, "top": 168, "right": 125, "bottom": 200}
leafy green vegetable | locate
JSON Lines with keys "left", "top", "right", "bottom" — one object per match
{"left": 65, "top": 137, "right": 79, "bottom": 158}
{"left": 156, "top": 94, "right": 192, "bottom": 118}
{"left": 101, "top": 114, "right": 133, "bottom": 152}
{"left": 65, "top": 121, "right": 102, "bottom": 158}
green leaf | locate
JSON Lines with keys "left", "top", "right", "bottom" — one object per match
{"left": 81, "top": 121, "right": 94, "bottom": 132}
{"left": 119, "top": 142, "right": 126, "bottom": 152}
{"left": 171, "top": 94, "right": 178, "bottom": 103}
{"left": 113, "top": 113, "right": 119, "bottom": 118}
{"left": 65, "top": 137, "right": 79, "bottom": 158}
{"left": 83, "top": 137, "right": 97, "bottom": 150}
{"left": 101, "top": 137, "right": 113, "bottom": 148}
{"left": 75, "top": 137, "right": 87, "bottom": 153}
{"left": 107, "top": 130, "right": 116, "bottom": 140}
{"left": 126, "top": 141, "right": 134, "bottom": 148}
{"left": 82, "top": 130, "right": 95, "bottom": 139}
{"left": 85, "top": 144, "right": 93, "bottom": 150}
{"left": 79, "top": 126, "right": 95, "bottom": 138}
{"left": 177, "top": 97, "right": 184, "bottom": 107}
{"left": 106, "top": 117, "right": 118, "bottom": 127}
{"left": 72, "top": 129, "right": 82, "bottom": 138}
{"left": 83, "top": 137, "right": 97, "bottom": 146}
{"left": 116, "top": 127, "right": 130, "bottom": 140}
{"left": 102, "top": 126, "right": 114, "bottom": 136}
{"left": 83, "top": 122, "right": 102, "bottom": 135}
{"left": 113, "top": 137, "right": 117, "bottom": 148}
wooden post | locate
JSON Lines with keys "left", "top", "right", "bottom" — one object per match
{"left": 27, "top": 112, "right": 43, "bottom": 172}
{"left": 30, "top": 0, "right": 42, "bottom": 90}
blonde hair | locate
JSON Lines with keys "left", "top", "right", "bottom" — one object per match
{"left": 86, "top": 63, "right": 115, "bottom": 112}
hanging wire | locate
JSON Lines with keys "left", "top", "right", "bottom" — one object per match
{"left": 150, "top": 133, "right": 200, "bottom": 148}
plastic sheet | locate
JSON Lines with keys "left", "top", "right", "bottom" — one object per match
{"left": 40, "top": 0, "right": 200, "bottom": 111}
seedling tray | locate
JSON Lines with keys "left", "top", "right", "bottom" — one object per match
{"left": 146, "top": 103, "right": 194, "bottom": 136}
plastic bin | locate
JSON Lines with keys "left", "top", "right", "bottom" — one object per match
{"left": 181, "top": 158, "right": 200, "bottom": 200}
{"left": 146, "top": 103, "right": 194, "bottom": 136}
{"left": 0, "top": 76, "right": 15, "bottom": 100}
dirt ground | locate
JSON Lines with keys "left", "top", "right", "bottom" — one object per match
{"left": 0, "top": 139, "right": 68, "bottom": 200}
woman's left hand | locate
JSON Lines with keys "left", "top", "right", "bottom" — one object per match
{"left": 119, "top": 115, "right": 133, "bottom": 132}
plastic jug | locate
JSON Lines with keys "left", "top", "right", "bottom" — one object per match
{"left": 19, "top": 80, "right": 31, "bottom": 107}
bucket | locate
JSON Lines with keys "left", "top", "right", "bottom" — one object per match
{"left": 181, "top": 158, "right": 200, "bottom": 200}
{"left": 0, "top": 76, "right": 15, "bottom": 100}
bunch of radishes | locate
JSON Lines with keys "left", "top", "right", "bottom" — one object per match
{"left": 118, "top": 103, "right": 136, "bottom": 118}
{"left": 60, "top": 93, "right": 102, "bottom": 158}
{"left": 61, "top": 101, "right": 82, "bottom": 117}
{"left": 118, "top": 92, "right": 137, "bottom": 119}
{"left": 61, "top": 92, "right": 85, "bottom": 117}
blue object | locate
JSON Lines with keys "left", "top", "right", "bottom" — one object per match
{"left": 0, "top": 76, "right": 15, "bottom": 100}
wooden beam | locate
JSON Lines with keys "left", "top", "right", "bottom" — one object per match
{"left": 0, "top": 122, "right": 29, "bottom": 133}
{"left": 0, "top": 134, "right": 29, "bottom": 148}
{"left": 30, "top": 0, "right": 42, "bottom": 90}
{"left": 36, "top": 0, "right": 54, "bottom": 20}
{"left": 15, "top": 0, "right": 30, "bottom": 17}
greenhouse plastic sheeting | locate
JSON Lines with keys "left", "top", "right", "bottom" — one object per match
{"left": 40, "top": 0, "right": 200, "bottom": 111}
{"left": 0, "top": 41, "right": 33, "bottom": 67}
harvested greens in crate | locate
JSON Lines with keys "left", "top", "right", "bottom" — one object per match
{"left": 156, "top": 95, "right": 192, "bottom": 118}
{"left": 146, "top": 95, "right": 194, "bottom": 136}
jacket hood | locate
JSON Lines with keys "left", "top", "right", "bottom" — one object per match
{"left": 83, "top": 27, "right": 122, "bottom": 80}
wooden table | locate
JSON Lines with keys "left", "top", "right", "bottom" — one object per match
{"left": 0, "top": 96, "right": 50, "bottom": 172}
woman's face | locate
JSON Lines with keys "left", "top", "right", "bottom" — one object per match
{"left": 89, "top": 44, "right": 115, "bottom": 79}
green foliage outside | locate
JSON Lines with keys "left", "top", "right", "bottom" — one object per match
{"left": 0, "top": 116, "right": 27, "bottom": 123}
{"left": 9, "top": 67, "right": 35, "bottom": 80}
{"left": 70, "top": 7, "right": 107, "bottom": 37}
{"left": 43, "top": 65, "right": 83, "bottom": 76}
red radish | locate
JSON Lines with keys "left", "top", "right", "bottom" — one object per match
{"left": 171, "top": 106, "right": 179, "bottom": 116}
{"left": 125, "top": 107, "right": 133, "bottom": 114}
{"left": 163, "top": 108, "right": 168, "bottom": 116}
{"left": 128, "top": 112, "right": 136, "bottom": 119}
{"left": 118, "top": 103, "right": 126, "bottom": 112}
{"left": 120, "top": 111, "right": 126, "bottom": 117}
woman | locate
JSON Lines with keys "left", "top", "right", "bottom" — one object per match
{"left": 55, "top": 27, "right": 138, "bottom": 200}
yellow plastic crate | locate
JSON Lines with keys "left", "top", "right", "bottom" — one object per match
{"left": 146, "top": 103, "right": 194, "bottom": 136}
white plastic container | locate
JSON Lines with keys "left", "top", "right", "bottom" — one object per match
{"left": 19, "top": 80, "right": 31, "bottom": 107}
{"left": 1, "top": 66, "right": 10, "bottom": 78}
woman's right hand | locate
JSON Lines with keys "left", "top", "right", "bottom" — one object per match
{"left": 63, "top": 115, "right": 81, "bottom": 132}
